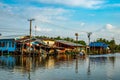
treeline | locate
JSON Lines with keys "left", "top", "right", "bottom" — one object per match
{"left": 96, "top": 38, "right": 120, "bottom": 52}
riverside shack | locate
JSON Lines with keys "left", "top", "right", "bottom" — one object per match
{"left": 0, "top": 37, "right": 17, "bottom": 54}
{"left": 89, "top": 42, "right": 109, "bottom": 54}
{"left": 55, "top": 40, "right": 85, "bottom": 53}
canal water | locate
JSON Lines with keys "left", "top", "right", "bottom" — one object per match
{"left": 0, "top": 53, "right": 120, "bottom": 80}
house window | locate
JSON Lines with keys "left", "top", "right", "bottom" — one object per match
{"left": 12, "top": 41, "right": 14, "bottom": 47}
{"left": 6, "top": 42, "right": 8, "bottom": 47}
{"left": 0, "top": 42, "right": 1, "bottom": 47}
{"left": 9, "top": 42, "right": 11, "bottom": 47}
{"left": 2, "top": 42, "right": 5, "bottom": 47}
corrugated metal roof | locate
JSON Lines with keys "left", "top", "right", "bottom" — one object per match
{"left": 32, "top": 39, "right": 46, "bottom": 45}
{"left": 0, "top": 36, "right": 16, "bottom": 40}
{"left": 0, "top": 35, "right": 26, "bottom": 40}
{"left": 56, "top": 40, "right": 84, "bottom": 47}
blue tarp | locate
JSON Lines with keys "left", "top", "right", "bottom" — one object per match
{"left": 89, "top": 42, "right": 108, "bottom": 49}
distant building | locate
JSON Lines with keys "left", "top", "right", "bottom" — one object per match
{"left": 55, "top": 40, "right": 85, "bottom": 53}
{"left": 89, "top": 42, "right": 109, "bottom": 54}
{"left": 42, "top": 38, "right": 55, "bottom": 47}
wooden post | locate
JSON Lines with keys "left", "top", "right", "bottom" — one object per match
{"left": 22, "top": 41, "right": 24, "bottom": 55}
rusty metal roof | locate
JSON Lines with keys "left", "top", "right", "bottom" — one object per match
{"left": 56, "top": 40, "right": 84, "bottom": 47}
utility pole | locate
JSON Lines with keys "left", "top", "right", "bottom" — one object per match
{"left": 28, "top": 18, "right": 35, "bottom": 56}
{"left": 87, "top": 32, "right": 92, "bottom": 54}
{"left": 87, "top": 32, "right": 92, "bottom": 45}
{"left": 28, "top": 19, "right": 35, "bottom": 38}
{"left": 35, "top": 25, "right": 37, "bottom": 37}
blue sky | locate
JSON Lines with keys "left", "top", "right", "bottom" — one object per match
{"left": 0, "top": 0, "right": 120, "bottom": 44}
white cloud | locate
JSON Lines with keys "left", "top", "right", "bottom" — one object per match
{"left": 0, "top": 2, "right": 78, "bottom": 37}
{"left": 0, "top": 2, "right": 70, "bottom": 26}
{"left": 0, "top": 2, "right": 70, "bottom": 21}
{"left": 104, "top": 24, "right": 120, "bottom": 34}
{"left": 20, "top": 7, "right": 70, "bottom": 24}
{"left": 98, "top": 24, "right": 120, "bottom": 34}
{"left": 106, "top": 24, "right": 114, "bottom": 30}
{"left": 89, "top": 24, "right": 120, "bottom": 44}
{"left": 98, "top": 24, "right": 116, "bottom": 33}
{"left": 36, "top": 0, "right": 106, "bottom": 9}
{"left": 34, "top": 27, "right": 52, "bottom": 32}
{"left": 104, "top": 3, "right": 120, "bottom": 8}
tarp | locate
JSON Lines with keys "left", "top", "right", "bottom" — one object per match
{"left": 89, "top": 42, "right": 108, "bottom": 49}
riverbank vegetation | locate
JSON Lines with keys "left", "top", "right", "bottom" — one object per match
{"left": 96, "top": 38, "right": 120, "bottom": 53}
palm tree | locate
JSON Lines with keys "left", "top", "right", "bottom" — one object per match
{"left": 75, "top": 33, "right": 78, "bottom": 42}
{"left": 87, "top": 32, "right": 92, "bottom": 45}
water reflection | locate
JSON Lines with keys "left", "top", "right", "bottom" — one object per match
{"left": 88, "top": 54, "right": 117, "bottom": 80}
{"left": 75, "top": 55, "right": 78, "bottom": 73}
{"left": 0, "top": 55, "right": 15, "bottom": 69}
{"left": 89, "top": 55, "right": 115, "bottom": 67}
{"left": 0, "top": 53, "right": 120, "bottom": 80}
{"left": 0, "top": 54, "right": 77, "bottom": 72}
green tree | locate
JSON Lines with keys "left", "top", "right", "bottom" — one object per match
{"left": 115, "top": 44, "right": 120, "bottom": 52}
{"left": 76, "top": 40, "right": 86, "bottom": 45}
{"left": 109, "top": 39, "right": 116, "bottom": 52}
{"left": 55, "top": 36, "right": 61, "bottom": 40}
{"left": 64, "top": 37, "right": 74, "bottom": 42}
{"left": 96, "top": 38, "right": 109, "bottom": 44}
{"left": 96, "top": 38, "right": 117, "bottom": 53}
